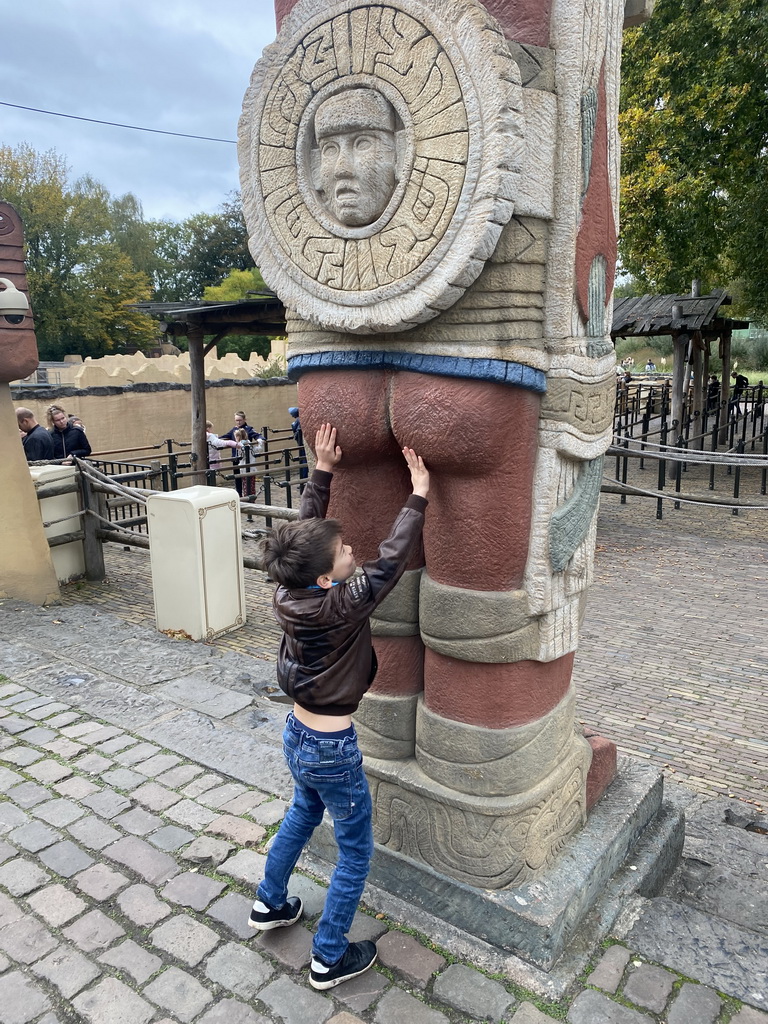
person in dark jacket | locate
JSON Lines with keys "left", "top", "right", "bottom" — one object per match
{"left": 46, "top": 404, "right": 92, "bottom": 460}
{"left": 249, "top": 422, "right": 429, "bottom": 991}
{"left": 220, "top": 410, "right": 264, "bottom": 497}
{"left": 16, "top": 407, "right": 54, "bottom": 462}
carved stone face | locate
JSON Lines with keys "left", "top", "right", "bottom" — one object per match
{"left": 313, "top": 90, "right": 397, "bottom": 227}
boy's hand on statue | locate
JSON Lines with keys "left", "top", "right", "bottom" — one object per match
{"left": 403, "top": 447, "right": 429, "bottom": 498}
{"left": 315, "top": 423, "right": 342, "bottom": 471}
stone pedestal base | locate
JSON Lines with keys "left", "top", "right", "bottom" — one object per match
{"left": 307, "top": 757, "right": 684, "bottom": 970}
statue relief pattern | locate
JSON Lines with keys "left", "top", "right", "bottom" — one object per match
{"left": 240, "top": 0, "right": 524, "bottom": 332}
{"left": 241, "top": 0, "right": 630, "bottom": 889}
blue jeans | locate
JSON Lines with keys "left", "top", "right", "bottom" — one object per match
{"left": 256, "top": 714, "right": 373, "bottom": 964}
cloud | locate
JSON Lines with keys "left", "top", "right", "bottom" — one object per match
{"left": 0, "top": 0, "right": 275, "bottom": 220}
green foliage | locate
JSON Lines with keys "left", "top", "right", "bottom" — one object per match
{"left": 619, "top": 0, "right": 768, "bottom": 323}
{"left": 203, "top": 267, "right": 268, "bottom": 302}
{"left": 0, "top": 144, "right": 156, "bottom": 359}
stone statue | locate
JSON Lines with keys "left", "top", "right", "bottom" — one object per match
{"left": 240, "top": 0, "right": 646, "bottom": 892}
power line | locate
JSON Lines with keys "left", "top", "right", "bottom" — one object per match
{"left": 0, "top": 100, "right": 237, "bottom": 144}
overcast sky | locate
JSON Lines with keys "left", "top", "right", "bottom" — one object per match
{"left": 1, "top": 0, "right": 277, "bottom": 222}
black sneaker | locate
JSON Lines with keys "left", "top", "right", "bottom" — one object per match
{"left": 309, "top": 940, "right": 378, "bottom": 990}
{"left": 248, "top": 895, "right": 303, "bottom": 931}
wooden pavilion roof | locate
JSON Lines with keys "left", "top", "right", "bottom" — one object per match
{"left": 132, "top": 294, "right": 287, "bottom": 338}
{"left": 612, "top": 288, "right": 750, "bottom": 337}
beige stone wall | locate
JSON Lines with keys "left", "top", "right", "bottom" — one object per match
{"left": 15, "top": 379, "right": 298, "bottom": 458}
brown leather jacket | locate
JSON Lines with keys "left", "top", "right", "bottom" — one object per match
{"left": 273, "top": 468, "right": 427, "bottom": 716}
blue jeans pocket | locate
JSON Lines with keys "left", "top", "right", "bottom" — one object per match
{"left": 303, "top": 769, "right": 354, "bottom": 820}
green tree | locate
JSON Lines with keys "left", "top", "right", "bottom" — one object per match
{"left": 202, "top": 267, "right": 268, "bottom": 301}
{"left": 619, "top": 0, "right": 768, "bottom": 322}
{"left": 0, "top": 144, "right": 156, "bottom": 359}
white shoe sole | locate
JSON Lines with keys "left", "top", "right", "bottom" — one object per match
{"left": 309, "top": 951, "right": 377, "bottom": 990}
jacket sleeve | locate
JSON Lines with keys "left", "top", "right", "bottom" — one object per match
{"left": 336, "top": 495, "right": 427, "bottom": 622}
{"left": 298, "top": 468, "right": 332, "bottom": 521}
{"left": 69, "top": 431, "right": 92, "bottom": 458}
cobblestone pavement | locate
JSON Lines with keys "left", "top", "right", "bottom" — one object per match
{"left": 60, "top": 489, "right": 768, "bottom": 808}
{"left": 0, "top": 676, "right": 766, "bottom": 1024}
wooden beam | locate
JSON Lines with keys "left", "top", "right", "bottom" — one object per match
{"left": 188, "top": 325, "right": 207, "bottom": 484}
{"left": 718, "top": 329, "right": 732, "bottom": 445}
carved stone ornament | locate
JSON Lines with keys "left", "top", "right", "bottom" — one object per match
{"left": 239, "top": 0, "right": 524, "bottom": 334}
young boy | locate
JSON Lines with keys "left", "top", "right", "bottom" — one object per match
{"left": 249, "top": 422, "right": 429, "bottom": 990}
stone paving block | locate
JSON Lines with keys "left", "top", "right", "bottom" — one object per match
{"left": 589, "top": 945, "right": 632, "bottom": 993}
{"left": 149, "top": 825, "right": 196, "bottom": 852}
{"left": 28, "top": 883, "right": 88, "bottom": 926}
{"left": 622, "top": 963, "right": 676, "bottom": 1014}
{"left": 0, "top": 746, "right": 43, "bottom": 767}
{"left": 251, "top": 799, "right": 288, "bottom": 827}
{"left": 105, "top": 836, "right": 180, "bottom": 884}
{"left": 286, "top": 874, "right": 328, "bottom": 919}
{"left": 7, "top": 781, "right": 51, "bottom": 808}
{"left": 0, "top": 857, "right": 51, "bottom": 895}
{"left": 0, "top": 840, "right": 15, "bottom": 865}
{"left": 114, "top": 742, "right": 161, "bottom": 766}
{"left": 329, "top": 1015, "right": 367, "bottom": 1024}
{"left": 6, "top": 698, "right": 50, "bottom": 714}
{"left": 14, "top": 727, "right": 56, "bottom": 745}
{"left": 376, "top": 930, "right": 446, "bottom": 989}
{"left": 0, "top": 916, "right": 59, "bottom": 963}
{"left": 206, "top": 893, "right": 255, "bottom": 940}
{"left": 41, "top": 711, "right": 80, "bottom": 727}
{"left": 510, "top": 1005, "right": 553, "bottom": 1023}
{"left": 0, "top": 890, "right": 23, "bottom": 928}
{"left": 180, "top": 836, "right": 234, "bottom": 868}
{"left": 130, "top": 781, "right": 182, "bottom": 811}
{"left": 0, "top": 803, "right": 28, "bottom": 833}
{"left": 156, "top": 678, "right": 253, "bottom": 720}
{"left": 54, "top": 776, "right": 101, "bottom": 799}
{"left": 117, "top": 883, "right": 172, "bottom": 926}
{"left": 0, "top": 719, "right": 32, "bottom": 736}
{"left": 0, "top": 970, "right": 52, "bottom": 1024}
{"left": 567, "top": 990, "right": 654, "bottom": 1023}
{"left": 31, "top": 797, "right": 85, "bottom": 827}
{"left": 432, "top": 963, "right": 516, "bottom": 1023}
{"left": 155, "top": 764, "right": 205, "bottom": 789}
{"left": 151, "top": 914, "right": 221, "bottom": 966}
{"left": 132, "top": 753, "right": 183, "bottom": 777}
{"left": 206, "top": 815, "right": 266, "bottom": 847}
{"left": 9, "top": 820, "right": 59, "bottom": 853}
{"left": 204, "top": 941, "right": 274, "bottom": 998}
{"left": 348, "top": 909, "right": 389, "bottom": 944}
{"left": 258, "top": 975, "right": 334, "bottom": 1024}
{"left": 72, "top": 752, "right": 113, "bottom": 774}
{"left": 180, "top": 772, "right": 224, "bottom": 797}
{"left": 218, "top": 848, "right": 267, "bottom": 885}
{"left": 67, "top": 814, "right": 122, "bottom": 851}
{"left": 165, "top": 799, "right": 219, "bottom": 830}
{"left": 74, "top": 862, "right": 130, "bottom": 900}
{"left": 197, "top": 783, "right": 248, "bottom": 809}
{"left": 100, "top": 767, "right": 146, "bottom": 790}
{"left": 333, "top": 967, "right": 389, "bottom": 1014}
{"left": 161, "top": 871, "right": 227, "bottom": 911}
{"left": 142, "top": 966, "right": 214, "bottom": 1023}
{"left": 42, "top": 737, "right": 85, "bottom": 759}
{"left": 667, "top": 982, "right": 722, "bottom": 1024}
{"left": 373, "top": 987, "right": 450, "bottom": 1024}
{"left": 82, "top": 726, "right": 123, "bottom": 745}
{"left": 196, "top": 998, "right": 270, "bottom": 1024}
{"left": 219, "top": 790, "right": 268, "bottom": 816}
{"left": 113, "top": 806, "right": 163, "bottom": 835}
{"left": 38, "top": 839, "right": 94, "bottom": 877}
{"left": 32, "top": 944, "right": 102, "bottom": 997}
{"left": 61, "top": 721, "right": 106, "bottom": 739}
{"left": 81, "top": 788, "right": 133, "bottom": 819}
{"left": 253, "top": 923, "right": 314, "bottom": 969}
{"left": 72, "top": 975, "right": 155, "bottom": 1024}
{"left": 63, "top": 908, "right": 126, "bottom": 952}
{"left": 730, "top": 1009, "right": 768, "bottom": 1023}
{"left": 0, "top": 766, "right": 23, "bottom": 793}
{"left": 98, "top": 938, "right": 163, "bottom": 984}
{"left": 25, "top": 759, "right": 73, "bottom": 784}
{"left": 0, "top": 950, "right": 9, "bottom": 971}
{"left": 94, "top": 735, "right": 138, "bottom": 755}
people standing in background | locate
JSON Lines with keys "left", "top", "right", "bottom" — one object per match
{"left": 707, "top": 375, "right": 720, "bottom": 412}
{"left": 46, "top": 404, "right": 92, "bottom": 461}
{"left": 206, "top": 421, "right": 240, "bottom": 482}
{"left": 289, "top": 406, "right": 308, "bottom": 485}
{"left": 16, "top": 407, "right": 54, "bottom": 462}
{"left": 234, "top": 427, "right": 258, "bottom": 501}
{"left": 220, "top": 411, "right": 264, "bottom": 497}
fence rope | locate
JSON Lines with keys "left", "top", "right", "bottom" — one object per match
{"left": 604, "top": 481, "right": 768, "bottom": 510}
{"left": 610, "top": 439, "right": 768, "bottom": 466}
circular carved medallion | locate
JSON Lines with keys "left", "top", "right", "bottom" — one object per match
{"left": 239, "top": 0, "right": 523, "bottom": 333}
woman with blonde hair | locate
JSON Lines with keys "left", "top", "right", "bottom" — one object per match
{"left": 47, "top": 404, "right": 91, "bottom": 461}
